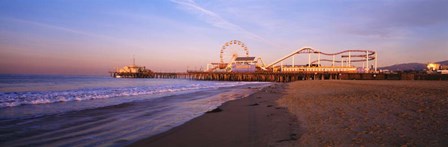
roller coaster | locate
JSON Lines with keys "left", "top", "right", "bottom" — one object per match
{"left": 265, "top": 47, "right": 378, "bottom": 73}
{"left": 207, "top": 40, "right": 378, "bottom": 73}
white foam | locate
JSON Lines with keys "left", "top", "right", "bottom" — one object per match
{"left": 0, "top": 81, "right": 260, "bottom": 108}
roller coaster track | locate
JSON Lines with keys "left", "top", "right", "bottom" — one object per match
{"left": 265, "top": 48, "right": 376, "bottom": 68}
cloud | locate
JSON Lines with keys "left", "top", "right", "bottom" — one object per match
{"left": 377, "top": 1, "right": 448, "bottom": 28}
{"left": 170, "top": 0, "right": 278, "bottom": 47}
{"left": 1, "top": 17, "right": 149, "bottom": 50}
{"left": 338, "top": 0, "right": 448, "bottom": 38}
{"left": 1, "top": 17, "right": 113, "bottom": 40}
{"left": 171, "top": 0, "right": 240, "bottom": 30}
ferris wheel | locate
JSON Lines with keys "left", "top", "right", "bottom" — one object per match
{"left": 219, "top": 40, "right": 249, "bottom": 69}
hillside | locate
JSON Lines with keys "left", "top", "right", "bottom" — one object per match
{"left": 436, "top": 60, "right": 448, "bottom": 65}
{"left": 379, "top": 60, "right": 448, "bottom": 71}
{"left": 379, "top": 63, "right": 426, "bottom": 71}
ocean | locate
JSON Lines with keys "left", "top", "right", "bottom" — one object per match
{"left": 0, "top": 74, "right": 270, "bottom": 146}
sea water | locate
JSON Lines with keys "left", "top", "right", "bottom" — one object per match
{"left": 0, "top": 74, "right": 270, "bottom": 146}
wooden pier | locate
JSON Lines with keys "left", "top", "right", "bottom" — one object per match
{"left": 110, "top": 71, "right": 448, "bottom": 82}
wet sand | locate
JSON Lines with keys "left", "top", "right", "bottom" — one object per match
{"left": 130, "top": 83, "right": 299, "bottom": 147}
{"left": 131, "top": 81, "right": 448, "bottom": 147}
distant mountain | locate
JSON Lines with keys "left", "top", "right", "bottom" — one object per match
{"left": 379, "top": 63, "right": 426, "bottom": 71}
{"left": 436, "top": 60, "right": 448, "bottom": 65}
{"left": 379, "top": 60, "right": 448, "bottom": 71}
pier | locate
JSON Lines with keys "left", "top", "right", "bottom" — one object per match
{"left": 110, "top": 40, "right": 448, "bottom": 82}
{"left": 110, "top": 71, "right": 448, "bottom": 82}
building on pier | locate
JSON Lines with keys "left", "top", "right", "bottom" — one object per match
{"left": 231, "top": 57, "right": 257, "bottom": 72}
{"left": 111, "top": 57, "right": 153, "bottom": 78}
{"left": 427, "top": 63, "right": 448, "bottom": 74}
{"left": 117, "top": 65, "right": 148, "bottom": 73}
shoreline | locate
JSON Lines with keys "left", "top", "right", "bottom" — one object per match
{"left": 130, "top": 83, "right": 300, "bottom": 147}
{"left": 0, "top": 81, "right": 271, "bottom": 146}
{"left": 130, "top": 80, "right": 448, "bottom": 147}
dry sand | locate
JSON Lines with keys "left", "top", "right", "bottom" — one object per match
{"left": 131, "top": 80, "right": 448, "bottom": 147}
{"left": 130, "top": 84, "right": 299, "bottom": 147}
{"left": 279, "top": 80, "right": 448, "bottom": 146}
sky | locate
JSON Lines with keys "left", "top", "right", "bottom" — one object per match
{"left": 0, "top": 0, "right": 447, "bottom": 75}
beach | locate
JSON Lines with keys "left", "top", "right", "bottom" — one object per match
{"left": 131, "top": 83, "right": 299, "bottom": 147}
{"left": 132, "top": 80, "right": 448, "bottom": 147}
{"left": 279, "top": 80, "right": 448, "bottom": 146}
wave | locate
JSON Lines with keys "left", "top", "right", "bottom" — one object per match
{"left": 0, "top": 82, "right": 251, "bottom": 108}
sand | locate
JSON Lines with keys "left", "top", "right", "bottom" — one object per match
{"left": 131, "top": 80, "right": 448, "bottom": 147}
{"left": 130, "top": 83, "right": 299, "bottom": 147}
{"left": 279, "top": 80, "right": 448, "bottom": 146}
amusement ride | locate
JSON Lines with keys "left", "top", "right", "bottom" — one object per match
{"left": 207, "top": 40, "right": 378, "bottom": 73}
